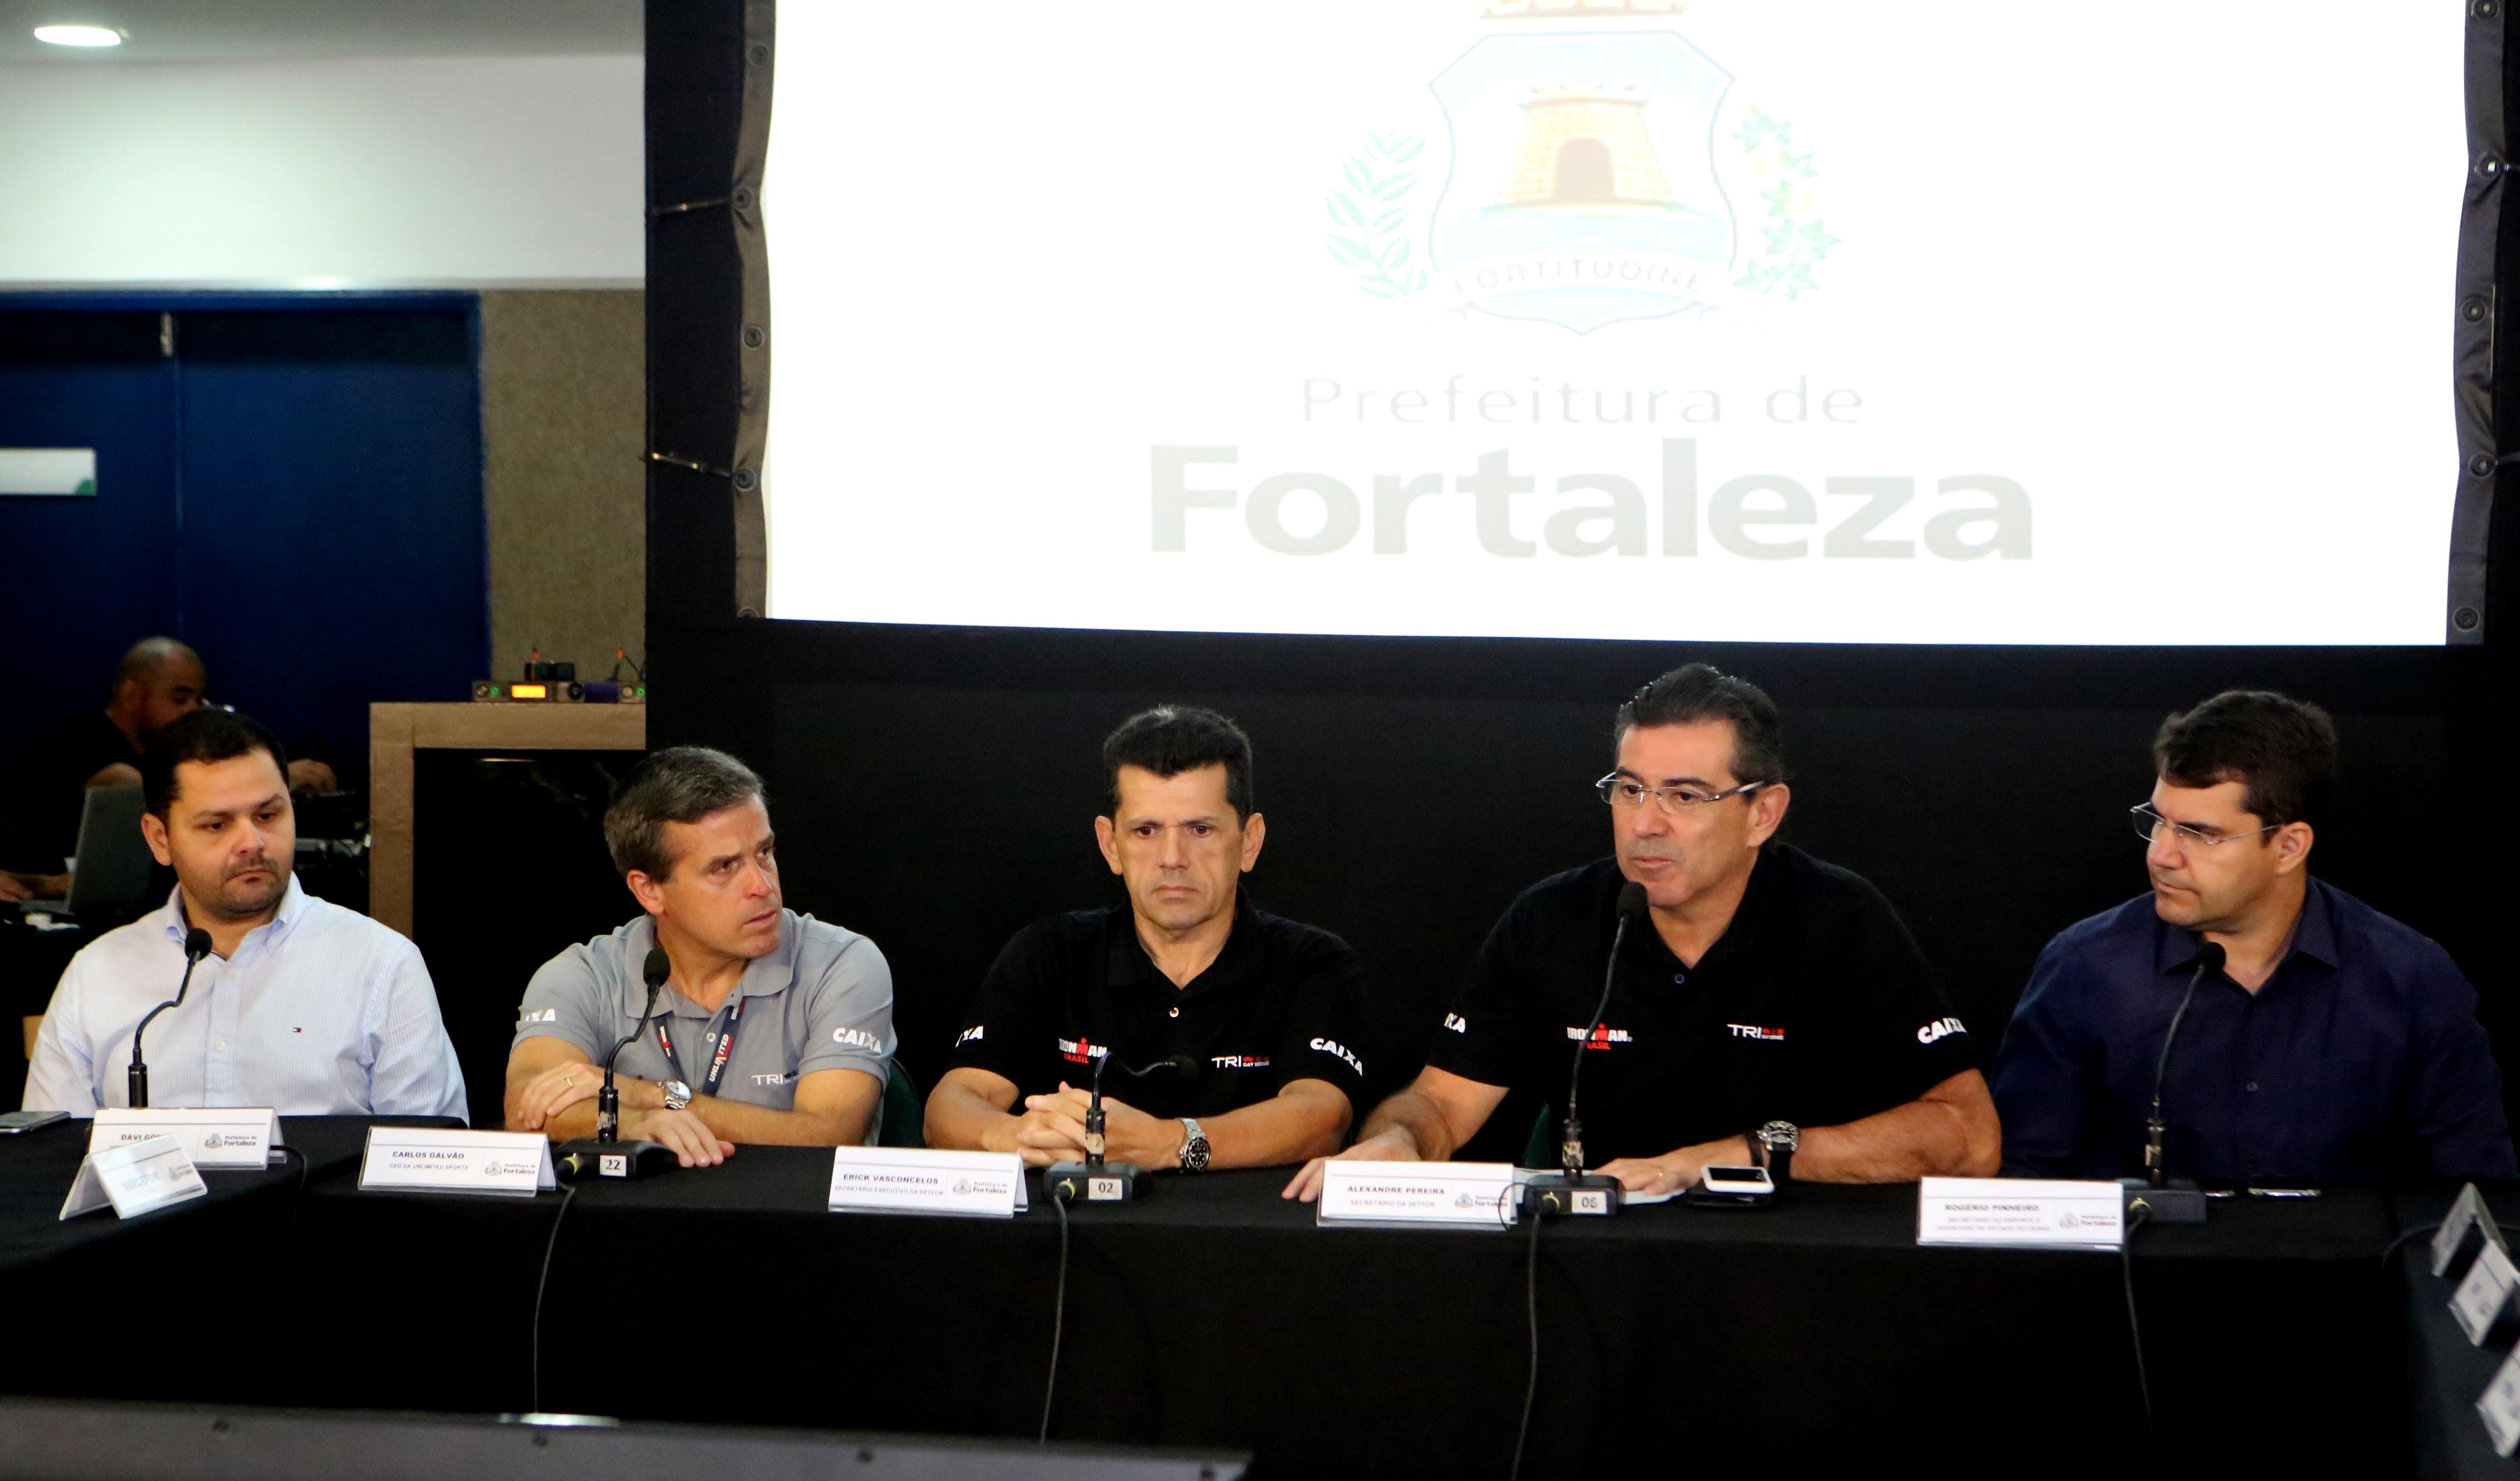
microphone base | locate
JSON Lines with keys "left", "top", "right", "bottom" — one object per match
{"left": 2119, "top": 1177, "right": 2207, "bottom": 1223}
{"left": 1521, "top": 1171, "right": 1623, "bottom": 1217}
{"left": 1045, "top": 1160, "right": 1146, "bottom": 1203}
{"left": 555, "top": 1139, "right": 679, "bottom": 1182}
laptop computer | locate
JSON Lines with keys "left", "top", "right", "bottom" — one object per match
{"left": 17, "top": 784, "right": 153, "bottom": 921}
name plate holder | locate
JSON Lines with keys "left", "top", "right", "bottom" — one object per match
{"left": 2435, "top": 1182, "right": 2509, "bottom": 1282}
{"left": 828, "top": 1146, "right": 1029, "bottom": 1218}
{"left": 2452, "top": 1239, "right": 2520, "bottom": 1346}
{"left": 358, "top": 1127, "right": 556, "bottom": 1196}
{"left": 2481, "top": 1346, "right": 2520, "bottom": 1458}
{"left": 1317, "top": 1161, "right": 1519, "bottom": 1230}
{"left": 91, "top": 1107, "right": 281, "bottom": 1170}
{"left": 1917, "top": 1177, "right": 2124, "bottom": 1251}
{"left": 60, "top": 1134, "right": 208, "bottom": 1221}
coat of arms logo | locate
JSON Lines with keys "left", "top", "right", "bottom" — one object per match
{"left": 1325, "top": 0, "right": 1833, "bottom": 332}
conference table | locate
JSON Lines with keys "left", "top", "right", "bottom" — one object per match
{"left": 0, "top": 1122, "right": 2447, "bottom": 1478}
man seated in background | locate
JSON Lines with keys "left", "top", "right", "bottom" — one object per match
{"left": 2, "top": 637, "right": 335, "bottom": 902}
{"left": 925, "top": 706, "right": 1367, "bottom": 1173}
{"left": 505, "top": 747, "right": 894, "bottom": 1167}
{"left": 1992, "top": 691, "right": 2515, "bottom": 1183}
{"left": 1287, "top": 663, "right": 1999, "bottom": 1203}
{"left": 24, "top": 709, "right": 465, "bottom": 1117}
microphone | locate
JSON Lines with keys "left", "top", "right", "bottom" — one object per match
{"left": 596, "top": 947, "right": 672, "bottom": 1143}
{"left": 2124, "top": 939, "right": 2224, "bottom": 1224}
{"left": 1524, "top": 881, "right": 1648, "bottom": 1218}
{"left": 1049, "top": 1052, "right": 1199, "bottom": 1203}
{"left": 128, "top": 928, "right": 212, "bottom": 1109}
{"left": 559, "top": 945, "right": 678, "bottom": 1182}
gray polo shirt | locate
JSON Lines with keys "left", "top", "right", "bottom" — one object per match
{"left": 514, "top": 910, "right": 894, "bottom": 1122}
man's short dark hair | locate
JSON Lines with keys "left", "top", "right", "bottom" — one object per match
{"left": 2152, "top": 690, "right": 2337, "bottom": 830}
{"left": 141, "top": 708, "right": 288, "bottom": 819}
{"left": 603, "top": 747, "right": 767, "bottom": 881}
{"left": 1614, "top": 663, "right": 1789, "bottom": 787}
{"left": 1101, "top": 706, "right": 1255, "bottom": 821}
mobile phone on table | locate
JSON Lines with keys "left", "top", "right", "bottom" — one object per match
{"left": 0, "top": 1111, "right": 69, "bottom": 1134}
{"left": 1685, "top": 1164, "right": 1775, "bottom": 1208}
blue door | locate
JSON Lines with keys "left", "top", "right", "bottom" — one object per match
{"left": 0, "top": 295, "right": 488, "bottom": 791}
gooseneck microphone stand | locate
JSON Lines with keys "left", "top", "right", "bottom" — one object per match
{"left": 1046, "top": 1053, "right": 1196, "bottom": 1203}
{"left": 128, "top": 928, "right": 213, "bottom": 1109}
{"left": 1523, "top": 882, "right": 1649, "bottom": 1217}
{"left": 559, "top": 946, "right": 677, "bottom": 1181}
{"left": 2123, "top": 940, "right": 2226, "bottom": 1223}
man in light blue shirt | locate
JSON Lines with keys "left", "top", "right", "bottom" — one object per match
{"left": 24, "top": 709, "right": 465, "bottom": 1118}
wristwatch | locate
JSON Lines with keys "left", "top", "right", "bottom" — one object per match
{"left": 662, "top": 1079, "right": 694, "bottom": 1112}
{"left": 1177, "top": 1117, "right": 1211, "bottom": 1173}
{"left": 1754, "top": 1120, "right": 1799, "bottom": 1184}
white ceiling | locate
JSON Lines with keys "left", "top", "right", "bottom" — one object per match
{"left": 0, "top": 0, "right": 640, "bottom": 64}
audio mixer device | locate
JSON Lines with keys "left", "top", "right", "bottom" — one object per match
{"left": 473, "top": 650, "right": 647, "bottom": 704}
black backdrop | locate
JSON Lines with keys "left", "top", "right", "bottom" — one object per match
{"left": 647, "top": 1, "right": 2520, "bottom": 1155}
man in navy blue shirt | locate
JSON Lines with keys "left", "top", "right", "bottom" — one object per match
{"left": 1992, "top": 691, "right": 2515, "bottom": 1183}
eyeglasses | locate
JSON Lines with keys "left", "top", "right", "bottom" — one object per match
{"left": 1597, "top": 773, "right": 1765, "bottom": 815}
{"left": 2130, "top": 804, "right": 2277, "bottom": 850}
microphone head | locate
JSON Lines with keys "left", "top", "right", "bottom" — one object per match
{"left": 1615, "top": 881, "right": 1650, "bottom": 921}
{"left": 643, "top": 946, "right": 672, "bottom": 990}
{"left": 184, "top": 927, "right": 213, "bottom": 961}
{"left": 2195, "top": 940, "right": 2227, "bottom": 974}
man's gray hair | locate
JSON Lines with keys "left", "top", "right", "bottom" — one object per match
{"left": 603, "top": 747, "right": 767, "bottom": 882}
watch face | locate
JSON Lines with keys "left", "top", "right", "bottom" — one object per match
{"left": 1760, "top": 1121, "right": 1800, "bottom": 1150}
{"left": 665, "top": 1080, "right": 693, "bottom": 1107}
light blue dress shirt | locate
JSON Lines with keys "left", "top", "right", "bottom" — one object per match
{"left": 24, "top": 876, "right": 469, "bottom": 1119}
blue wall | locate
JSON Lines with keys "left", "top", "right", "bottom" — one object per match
{"left": 0, "top": 294, "right": 488, "bottom": 801}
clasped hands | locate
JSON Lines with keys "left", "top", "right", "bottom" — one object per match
{"left": 1004, "top": 1083, "right": 1184, "bottom": 1168}
{"left": 510, "top": 1059, "right": 735, "bottom": 1168}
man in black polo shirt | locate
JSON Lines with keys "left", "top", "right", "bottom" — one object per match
{"left": 1288, "top": 663, "right": 1998, "bottom": 1202}
{"left": 924, "top": 706, "right": 1367, "bottom": 1171}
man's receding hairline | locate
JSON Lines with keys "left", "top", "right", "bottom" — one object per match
{"left": 644, "top": 797, "right": 770, "bottom": 879}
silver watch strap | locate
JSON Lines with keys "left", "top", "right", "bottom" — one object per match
{"left": 1178, "top": 1117, "right": 1207, "bottom": 1169}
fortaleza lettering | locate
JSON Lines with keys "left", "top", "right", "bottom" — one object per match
{"left": 1150, "top": 442, "right": 2029, "bottom": 561}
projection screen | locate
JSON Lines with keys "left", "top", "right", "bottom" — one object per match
{"left": 762, "top": 1, "right": 2466, "bottom": 646}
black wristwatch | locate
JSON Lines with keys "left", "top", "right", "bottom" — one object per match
{"left": 1177, "top": 1117, "right": 1210, "bottom": 1173}
{"left": 1754, "top": 1120, "right": 1799, "bottom": 1184}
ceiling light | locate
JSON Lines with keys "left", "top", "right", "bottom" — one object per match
{"left": 33, "top": 25, "right": 123, "bottom": 47}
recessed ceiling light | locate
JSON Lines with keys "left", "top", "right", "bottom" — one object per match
{"left": 34, "top": 25, "right": 124, "bottom": 48}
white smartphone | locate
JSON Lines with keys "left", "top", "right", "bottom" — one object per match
{"left": 1686, "top": 1164, "right": 1776, "bottom": 1207}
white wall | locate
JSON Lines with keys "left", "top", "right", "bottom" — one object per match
{"left": 0, "top": 55, "right": 642, "bottom": 286}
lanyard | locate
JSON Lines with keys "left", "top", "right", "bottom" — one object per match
{"left": 654, "top": 993, "right": 748, "bottom": 1098}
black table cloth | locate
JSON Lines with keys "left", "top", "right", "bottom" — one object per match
{"left": 288, "top": 1156, "right": 2403, "bottom": 1477}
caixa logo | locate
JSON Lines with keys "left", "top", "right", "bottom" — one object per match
{"left": 1915, "top": 1016, "right": 1967, "bottom": 1046}
{"left": 1309, "top": 1037, "right": 1365, "bottom": 1075}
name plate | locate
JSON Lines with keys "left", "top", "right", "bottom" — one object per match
{"left": 1317, "top": 1161, "right": 1519, "bottom": 1229}
{"left": 91, "top": 1108, "right": 281, "bottom": 1170}
{"left": 2481, "top": 1345, "right": 2520, "bottom": 1457}
{"left": 1917, "top": 1177, "right": 2124, "bottom": 1250}
{"left": 60, "top": 1134, "right": 208, "bottom": 1220}
{"left": 2437, "top": 1182, "right": 2509, "bottom": 1277}
{"left": 828, "top": 1146, "right": 1029, "bottom": 1218}
{"left": 2453, "top": 1239, "right": 2520, "bottom": 1345}
{"left": 358, "top": 1127, "right": 555, "bottom": 1196}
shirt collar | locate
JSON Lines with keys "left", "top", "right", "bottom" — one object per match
{"left": 620, "top": 911, "right": 796, "bottom": 1017}
{"left": 2147, "top": 877, "right": 2338, "bottom": 977}
{"left": 1105, "top": 890, "right": 1256, "bottom": 998}
{"left": 159, "top": 874, "right": 308, "bottom": 951}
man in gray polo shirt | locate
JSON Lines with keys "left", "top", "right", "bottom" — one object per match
{"left": 504, "top": 747, "right": 894, "bottom": 1165}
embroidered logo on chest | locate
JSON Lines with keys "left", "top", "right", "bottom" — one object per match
{"left": 1726, "top": 1023, "right": 1786, "bottom": 1043}
{"left": 1566, "top": 1025, "right": 1635, "bottom": 1050}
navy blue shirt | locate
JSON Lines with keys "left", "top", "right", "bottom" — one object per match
{"left": 1991, "top": 879, "right": 2516, "bottom": 1183}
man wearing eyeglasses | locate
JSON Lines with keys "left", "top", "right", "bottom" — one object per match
{"left": 1286, "top": 663, "right": 1998, "bottom": 1202}
{"left": 1991, "top": 691, "right": 2513, "bottom": 1182}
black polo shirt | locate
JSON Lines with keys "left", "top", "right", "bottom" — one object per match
{"left": 947, "top": 895, "right": 1370, "bottom": 1119}
{"left": 1427, "top": 846, "right": 1978, "bottom": 1165}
